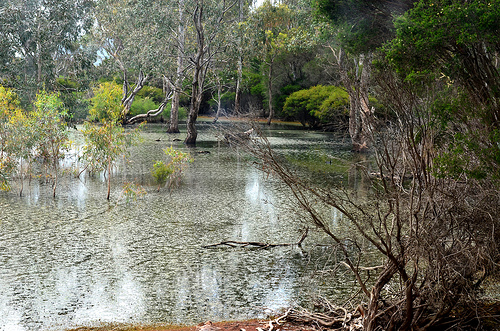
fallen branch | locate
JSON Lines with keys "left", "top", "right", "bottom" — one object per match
{"left": 266, "top": 297, "right": 363, "bottom": 330}
{"left": 204, "top": 228, "right": 308, "bottom": 249}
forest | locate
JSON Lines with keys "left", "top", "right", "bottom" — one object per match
{"left": 1, "top": 0, "right": 500, "bottom": 330}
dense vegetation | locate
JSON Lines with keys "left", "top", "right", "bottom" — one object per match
{"left": 1, "top": 0, "right": 500, "bottom": 329}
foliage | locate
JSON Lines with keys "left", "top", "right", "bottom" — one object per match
{"left": 0, "top": 88, "right": 70, "bottom": 196}
{"left": 164, "top": 105, "right": 187, "bottom": 121}
{"left": 120, "top": 182, "right": 147, "bottom": 203}
{"left": 130, "top": 97, "right": 159, "bottom": 117}
{"left": 136, "top": 85, "right": 164, "bottom": 104}
{"left": 244, "top": 71, "right": 265, "bottom": 97}
{"left": 0, "top": 86, "right": 21, "bottom": 191}
{"left": 275, "top": 84, "right": 302, "bottom": 117}
{"left": 385, "top": 0, "right": 500, "bottom": 180}
{"left": 0, "top": 0, "right": 94, "bottom": 102}
{"left": 82, "top": 84, "right": 141, "bottom": 199}
{"left": 89, "top": 81, "right": 124, "bottom": 122}
{"left": 31, "top": 91, "right": 71, "bottom": 196}
{"left": 151, "top": 147, "right": 193, "bottom": 191}
{"left": 55, "top": 77, "right": 90, "bottom": 120}
{"left": 314, "top": 0, "right": 412, "bottom": 54}
{"left": 282, "top": 85, "right": 349, "bottom": 127}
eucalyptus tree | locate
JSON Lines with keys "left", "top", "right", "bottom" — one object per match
{"left": 183, "top": 0, "right": 238, "bottom": 145}
{"left": 315, "top": 0, "right": 412, "bottom": 151}
{"left": 0, "top": 0, "right": 94, "bottom": 103}
{"left": 245, "top": 0, "right": 316, "bottom": 124}
{"left": 93, "top": 0, "right": 176, "bottom": 122}
{"left": 233, "top": 0, "right": 253, "bottom": 115}
{"left": 81, "top": 82, "right": 141, "bottom": 200}
{"left": 167, "top": 0, "right": 188, "bottom": 133}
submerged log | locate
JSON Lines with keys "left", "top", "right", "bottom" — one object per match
{"left": 204, "top": 228, "right": 308, "bottom": 249}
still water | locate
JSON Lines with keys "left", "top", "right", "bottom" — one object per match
{"left": 0, "top": 123, "right": 357, "bottom": 330}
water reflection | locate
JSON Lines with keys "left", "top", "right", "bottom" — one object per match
{"left": 0, "top": 123, "right": 356, "bottom": 330}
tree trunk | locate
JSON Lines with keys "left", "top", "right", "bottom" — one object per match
{"left": 168, "top": 91, "right": 181, "bottom": 133}
{"left": 213, "top": 81, "right": 223, "bottom": 122}
{"left": 106, "top": 157, "right": 112, "bottom": 200}
{"left": 121, "top": 70, "right": 147, "bottom": 121}
{"left": 185, "top": 1, "right": 205, "bottom": 146}
{"left": 364, "top": 261, "right": 398, "bottom": 331}
{"left": 167, "top": 0, "right": 186, "bottom": 133}
{"left": 234, "top": 59, "right": 243, "bottom": 116}
{"left": 266, "top": 61, "right": 274, "bottom": 125}
{"left": 52, "top": 157, "right": 58, "bottom": 198}
{"left": 233, "top": 0, "right": 244, "bottom": 116}
{"left": 336, "top": 48, "right": 372, "bottom": 152}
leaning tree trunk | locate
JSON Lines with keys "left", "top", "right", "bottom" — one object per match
{"left": 121, "top": 70, "right": 148, "bottom": 121}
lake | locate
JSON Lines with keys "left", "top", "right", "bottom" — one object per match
{"left": 0, "top": 122, "right": 363, "bottom": 330}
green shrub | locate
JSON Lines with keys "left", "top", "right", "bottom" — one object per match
{"left": 136, "top": 85, "right": 164, "bottom": 103}
{"left": 151, "top": 147, "right": 193, "bottom": 191}
{"left": 130, "top": 97, "right": 159, "bottom": 117}
{"left": 89, "top": 81, "right": 123, "bottom": 122}
{"left": 163, "top": 103, "right": 187, "bottom": 121}
{"left": 283, "top": 85, "right": 349, "bottom": 127}
{"left": 315, "top": 87, "right": 350, "bottom": 123}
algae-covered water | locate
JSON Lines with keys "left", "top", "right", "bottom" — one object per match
{"left": 0, "top": 123, "right": 361, "bottom": 330}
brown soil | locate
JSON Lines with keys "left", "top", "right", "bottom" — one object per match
{"left": 66, "top": 319, "right": 316, "bottom": 331}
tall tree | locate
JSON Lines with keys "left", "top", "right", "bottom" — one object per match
{"left": 0, "top": 0, "right": 94, "bottom": 102}
{"left": 93, "top": 0, "right": 175, "bottom": 122}
{"left": 167, "top": 0, "right": 187, "bottom": 133}
{"left": 184, "top": 0, "right": 237, "bottom": 145}
{"left": 315, "top": 0, "right": 412, "bottom": 151}
{"left": 247, "top": 0, "right": 315, "bottom": 124}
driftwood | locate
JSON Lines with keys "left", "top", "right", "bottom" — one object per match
{"left": 204, "top": 228, "right": 308, "bottom": 249}
{"left": 267, "top": 297, "right": 363, "bottom": 331}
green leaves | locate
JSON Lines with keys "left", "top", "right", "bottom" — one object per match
{"left": 0, "top": 87, "right": 70, "bottom": 195}
{"left": 89, "top": 81, "right": 124, "bottom": 122}
{"left": 282, "top": 85, "right": 349, "bottom": 126}
{"left": 151, "top": 147, "right": 193, "bottom": 191}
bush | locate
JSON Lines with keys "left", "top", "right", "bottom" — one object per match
{"left": 163, "top": 103, "right": 187, "bottom": 121}
{"left": 283, "top": 85, "right": 349, "bottom": 127}
{"left": 151, "top": 147, "right": 193, "bottom": 191}
{"left": 130, "top": 97, "right": 159, "bottom": 117}
{"left": 136, "top": 85, "right": 164, "bottom": 104}
{"left": 89, "top": 81, "right": 123, "bottom": 122}
{"left": 314, "top": 87, "right": 350, "bottom": 123}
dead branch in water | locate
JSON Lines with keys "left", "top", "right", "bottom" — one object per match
{"left": 204, "top": 228, "right": 308, "bottom": 249}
